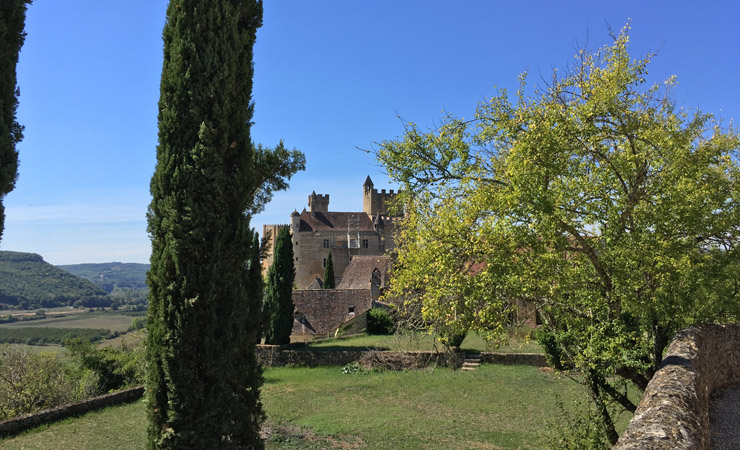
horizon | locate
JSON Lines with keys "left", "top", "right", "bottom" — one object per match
{"left": 2, "top": 0, "right": 738, "bottom": 265}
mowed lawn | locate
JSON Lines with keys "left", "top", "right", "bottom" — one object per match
{"left": 0, "top": 364, "right": 623, "bottom": 449}
{"left": 0, "top": 313, "right": 135, "bottom": 332}
{"left": 302, "top": 331, "right": 544, "bottom": 354}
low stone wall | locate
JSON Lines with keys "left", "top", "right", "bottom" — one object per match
{"left": 614, "top": 324, "right": 740, "bottom": 449}
{"left": 256, "top": 345, "right": 545, "bottom": 369}
{"left": 0, "top": 386, "right": 144, "bottom": 437}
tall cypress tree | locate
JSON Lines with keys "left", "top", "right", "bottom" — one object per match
{"left": 263, "top": 226, "right": 294, "bottom": 345}
{"left": 146, "top": 1, "right": 264, "bottom": 448}
{"left": 323, "top": 251, "right": 335, "bottom": 289}
{"left": 0, "top": 0, "right": 31, "bottom": 244}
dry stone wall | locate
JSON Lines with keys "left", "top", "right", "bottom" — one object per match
{"left": 0, "top": 386, "right": 144, "bottom": 437}
{"left": 614, "top": 324, "right": 740, "bottom": 450}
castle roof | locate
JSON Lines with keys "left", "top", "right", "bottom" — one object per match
{"left": 298, "top": 210, "right": 375, "bottom": 232}
{"left": 337, "top": 255, "right": 392, "bottom": 290}
{"left": 364, "top": 175, "right": 373, "bottom": 187}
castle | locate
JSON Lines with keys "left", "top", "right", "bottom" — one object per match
{"left": 263, "top": 176, "right": 400, "bottom": 289}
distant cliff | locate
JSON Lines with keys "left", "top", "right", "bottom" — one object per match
{"left": 0, "top": 251, "right": 111, "bottom": 309}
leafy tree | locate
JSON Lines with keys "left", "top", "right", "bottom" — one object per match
{"left": 323, "top": 250, "right": 335, "bottom": 289}
{"left": 0, "top": 0, "right": 30, "bottom": 243}
{"left": 377, "top": 26, "right": 740, "bottom": 444}
{"left": 263, "top": 226, "right": 294, "bottom": 345}
{"left": 146, "top": 1, "right": 267, "bottom": 447}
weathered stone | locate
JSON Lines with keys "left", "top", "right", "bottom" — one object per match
{"left": 614, "top": 324, "right": 740, "bottom": 450}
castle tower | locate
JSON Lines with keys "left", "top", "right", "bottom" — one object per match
{"left": 308, "top": 191, "right": 329, "bottom": 212}
{"left": 363, "top": 176, "right": 374, "bottom": 215}
{"left": 362, "top": 175, "right": 398, "bottom": 218}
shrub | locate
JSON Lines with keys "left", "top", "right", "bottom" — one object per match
{"left": 66, "top": 338, "right": 145, "bottom": 393}
{"left": 438, "top": 328, "right": 467, "bottom": 350}
{"left": 0, "top": 345, "right": 83, "bottom": 420}
{"left": 366, "top": 308, "right": 394, "bottom": 335}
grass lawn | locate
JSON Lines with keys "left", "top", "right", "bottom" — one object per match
{"left": 0, "top": 364, "right": 629, "bottom": 449}
{"left": 0, "top": 313, "right": 134, "bottom": 332}
{"left": 301, "top": 330, "right": 543, "bottom": 354}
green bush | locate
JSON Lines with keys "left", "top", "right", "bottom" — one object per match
{"left": 0, "top": 345, "right": 93, "bottom": 420}
{"left": 366, "top": 308, "right": 394, "bottom": 335}
{"left": 66, "top": 338, "right": 145, "bottom": 393}
{"left": 438, "top": 328, "right": 467, "bottom": 349}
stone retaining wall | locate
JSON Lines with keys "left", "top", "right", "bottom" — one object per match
{"left": 614, "top": 324, "right": 740, "bottom": 449}
{"left": 0, "top": 386, "right": 144, "bottom": 437}
{"left": 256, "top": 345, "right": 547, "bottom": 369}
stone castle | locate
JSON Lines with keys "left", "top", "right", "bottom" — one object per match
{"left": 263, "top": 176, "right": 400, "bottom": 289}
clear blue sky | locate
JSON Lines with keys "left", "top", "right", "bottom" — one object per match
{"left": 2, "top": 1, "right": 738, "bottom": 265}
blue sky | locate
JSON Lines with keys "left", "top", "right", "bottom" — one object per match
{"left": 2, "top": 0, "right": 739, "bottom": 265}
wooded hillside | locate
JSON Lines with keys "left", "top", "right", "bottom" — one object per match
{"left": 0, "top": 251, "right": 110, "bottom": 309}
{"left": 59, "top": 262, "right": 148, "bottom": 293}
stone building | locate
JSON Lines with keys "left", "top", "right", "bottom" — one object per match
{"left": 263, "top": 176, "right": 399, "bottom": 289}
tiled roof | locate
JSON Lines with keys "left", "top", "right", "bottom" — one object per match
{"left": 337, "top": 255, "right": 392, "bottom": 290}
{"left": 298, "top": 210, "right": 375, "bottom": 232}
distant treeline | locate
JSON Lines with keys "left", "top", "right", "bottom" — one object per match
{"left": 0, "top": 252, "right": 111, "bottom": 310}
{"left": 59, "top": 262, "right": 149, "bottom": 308}
{"left": 0, "top": 327, "right": 115, "bottom": 345}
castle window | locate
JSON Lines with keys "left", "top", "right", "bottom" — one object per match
{"left": 323, "top": 239, "right": 330, "bottom": 248}
{"left": 323, "top": 258, "right": 327, "bottom": 268}
{"left": 362, "top": 239, "right": 369, "bottom": 249}
{"left": 348, "top": 306, "right": 355, "bottom": 314}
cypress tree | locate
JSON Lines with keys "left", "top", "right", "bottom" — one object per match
{"left": 0, "top": 0, "right": 31, "bottom": 243}
{"left": 323, "top": 251, "right": 335, "bottom": 289}
{"left": 263, "top": 226, "right": 294, "bottom": 345}
{"left": 146, "top": 1, "right": 264, "bottom": 448}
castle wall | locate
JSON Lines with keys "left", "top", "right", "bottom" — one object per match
{"left": 293, "top": 229, "right": 382, "bottom": 289}
{"left": 261, "top": 224, "right": 288, "bottom": 275}
{"left": 291, "top": 289, "right": 374, "bottom": 335}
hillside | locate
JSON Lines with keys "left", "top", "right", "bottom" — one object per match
{"left": 58, "top": 262, "right": 149, "bottom": 293}
{"left": 59, "top": 262, "right": 149, "bottom": 309}
{"left": 0, "top": 251, "right": 111, "bottom": 309}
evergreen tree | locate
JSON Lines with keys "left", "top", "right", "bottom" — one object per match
{"left": 0, "top": 0, "right": 31, "bottom": 244}
{"left": 146, "top": 1, "right": 265, "bottom": 448}
{"left": 323, "top": 251, "right": 335, "bottom": 289}
{"left": 263, "top": 226, "right": 294, "bottom": 345}
{"left": 248, "top": 231, "right": 264, "bottom": 339}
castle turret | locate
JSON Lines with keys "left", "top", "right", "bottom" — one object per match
{"left": 290, "top": 210, "right": 301, "bottom": 232}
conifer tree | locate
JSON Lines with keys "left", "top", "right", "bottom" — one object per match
{"left": 146, "top": 1, "right": 265, "bottom": 448}
{"left": 263, "top": 226, "right": 294, "bottom": 345}
{"left": 323, "top": 251, "right": 335, "bottom": 289}
{"left": 0, "top": 0, "right": 31, "bottom": 244}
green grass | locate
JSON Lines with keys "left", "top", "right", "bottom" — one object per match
{"left": 0, "top": 400, "right": 145, "bottom": 450}
{"left": 302, "top": 331, "right": 543, "bottom": 354}
{"left": 1, "top": 365, "right": 620, "bottom": 449}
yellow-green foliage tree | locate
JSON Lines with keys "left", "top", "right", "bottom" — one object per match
{"left": 377, "top": 26, "right": 740, "bottom": 444}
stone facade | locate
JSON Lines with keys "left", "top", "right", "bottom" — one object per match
{"left": 291, "top": 289, "right": 374, "bottom": 336}
{"left": 614, "top": 324, "right": 740, "bottom": 450}
{"left": 263, "top": 176, "right": 399, "bottom": 289}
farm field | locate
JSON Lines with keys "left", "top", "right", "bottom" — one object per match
{"left": 0, "top": 313, "right": 135, "bottom": 332}
{"left": 0, "top": 364, "right": 635, "bottom": 449}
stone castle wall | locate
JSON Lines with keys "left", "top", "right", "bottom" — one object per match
{"left": 292, "top": 289, "right": 374, "bottom": 335}
{"left": 293, "top": 230, "right": 382, "bottom": 289}
{"left": 614, "top": 324, "right": 740, "bottom": 449}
